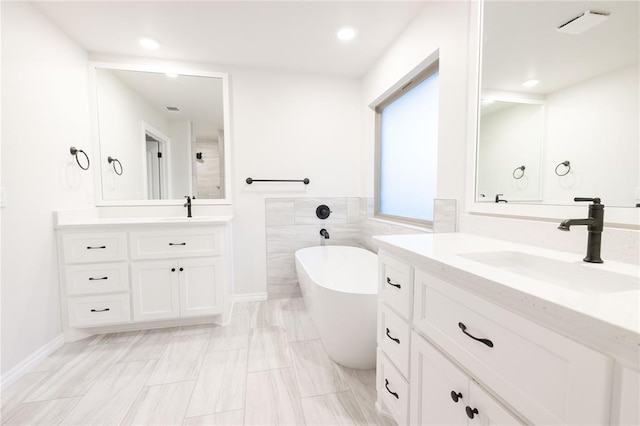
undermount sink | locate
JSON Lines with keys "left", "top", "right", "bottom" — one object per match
{"left": 460, "top": 251, "right": 640, "bottom": 294}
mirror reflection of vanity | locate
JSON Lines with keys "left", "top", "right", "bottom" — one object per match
{"left": 476, "top": 1, "right": 639, "bottom": 208}
{"left": 92, "top": 64, "right": 231, "bottom": 204}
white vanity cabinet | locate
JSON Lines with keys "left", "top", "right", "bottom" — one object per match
{"left": 56, "top": 217, "right": 232, "bottom": 339}
{"left": 373, "top": 233, "right": 632, "bottom": 426}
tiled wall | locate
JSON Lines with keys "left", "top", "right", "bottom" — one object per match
{"left": 265, "top": 197, "right": 457, "bottom": 299}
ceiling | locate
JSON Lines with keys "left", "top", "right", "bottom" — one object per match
{"left": 482, "top": 1, "right": 639, "bottom": 96}
{"left": 33, "top": 1, "right": 427, "bottom": 78}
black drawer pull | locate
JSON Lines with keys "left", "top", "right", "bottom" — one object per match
{"left": 384, "top": 379, "right": 399, "bottom": 399}
{"left": 458, "top": 322, "right": 494, "bottom": 348}
{"left": 386, "top": 277, "right": 401, "bottom": 289}
{"left": 86, "top": 246, "right": 106, "bottom": 250}
{"left": 90, "top": 308, "right": 110, "bottom": 313}
{"left": 169, "top": 242, "right": 186, "bottom": 246}
{"left": 466, "top": 406, "right": 479, "bottom": 419}
{"left": 88, "top": 276, "right": 108, "bottom": 281}
{"left": 450, "top": 391, "right": 463, "bottom": 403}
{"left": 385, "top": 327, "right": 400, "bottom": 344}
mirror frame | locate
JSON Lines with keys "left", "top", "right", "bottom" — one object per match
{"left": 89, "top": 61, "right": 232, "bottom": 206}
{"left": 465, "top": 1, "right": 639, "bottom": 228}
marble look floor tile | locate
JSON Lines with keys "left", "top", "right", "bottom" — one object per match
{"left": 186, "top": 349, "right": 248, "bottom": 418}
{"left": 60, "top": 359, "right": 157, "bottom": 424}
{"left": 281, "top": 297, "right": 307, "bottom": 311}
{"left": 245, "top": 368, "right": 305, "bottom": 425}
{"left": 121, "top": 380, "right": 195, "bottom": 425}
{"left": 247, "top": 327, "right": 292, "bottom": 372}
{"left": 249, "top": 299, "right": 284, "bottom": 328}
{"left": 283, "top": 309, "right": 319, "bottom": 342}
{"left": 183, "top": 409, "right": 245, "bottom": 425}
{"left": 1, "top": 371, "right": 53, "bottom": 418}
{"left": 290, "top": 340, "right": 349, "bottom": 398}
{"left": 116, "top": 328, "right": 174, "bottom": 363}
{"left": 231, "top": 301, "right": 256, "bottom": 316}
{"left": 267, "top": 283, "right": 302, "bottom": 300}
{"left": 207, "top": 314, "right": 250, "bottom": 352}
{"left": 28, "top": 341, "right": 88, "bottom": 373}
{"left": 25, "top": 343, "right": 128, "bottom": 402}
{"left": 2, "top": 397, "right": 81, "bottom": 425}
{"left": 301, "top": 391, "right": 368, "bottom": 425}
{"left": 146, "top": 334, "right": 208, "bottom": 386}
{"left": 339, "top": 366, "right": 396, "bottom": 426}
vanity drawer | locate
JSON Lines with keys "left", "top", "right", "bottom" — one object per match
{"left": 67, "top": 293, "right": 131, "bottom": 327}
{"left": 378, "top": 252, "right": 413, "bottom": 320}
{"left": 413, "top": 269, "right": 612, "bottom": 425}
{"left": 62, "top": 232, "right": 127, "bottom": 264}
{"left": 378, "top": 303, "right": 410, "bottom": 378}
{"left": 129, "top": 227, "right": 222, "bottom": 260}
{"left": 377, "top": 349, "right": 409, "bottom": 426}
{"left": 65, "top": 262, "right": 129, "bottom": 295}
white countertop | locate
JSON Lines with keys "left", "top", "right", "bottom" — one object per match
{"left": 373, "top": 233, "right": 640, "bottom": 366}
{"left": 54, "top": 215, "right": 233, "bottom": 229}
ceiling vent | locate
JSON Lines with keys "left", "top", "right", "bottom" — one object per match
{"left": 166, "top": 106, "right": 180, "bottom": 112}
{"left": 557, "top": 10, "right": 610, "bottom": 34}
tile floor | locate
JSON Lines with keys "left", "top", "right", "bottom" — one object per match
{"left": 1, "top": 298, "right": 396, "bottom": 425}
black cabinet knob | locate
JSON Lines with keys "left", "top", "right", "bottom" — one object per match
{"left": 179, "top": 267, "right": 184, "bottom": 272}
{"left": 171, "top": 268, "right": 176, "bottom": 272}
{"left": 466, "top": 406, "right": 479, "bottom": 419}
{"left": 450, "top": 391, "right": 463, "bottom": 403}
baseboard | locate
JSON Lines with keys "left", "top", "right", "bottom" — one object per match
{"left": 0, "top": 334, "right": 65, "bottom": 391}
{"left": 232, "top": 292, "right": 268, "bottom": 304}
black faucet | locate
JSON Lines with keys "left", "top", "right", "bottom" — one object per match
{"left": 558, "top": 197, "right": 604, "bottom": 263}
{"left": 495, "top": 194, "right": 508, "bottom": 203}
{"left": 184, "top": 196, "right": 192, "bottom": 218}
{"left": 319, "top": 228, "right": 330, "bottom": 239}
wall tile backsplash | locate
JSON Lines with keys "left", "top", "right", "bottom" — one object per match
{"left": 265, "top": 197, "right": 456, "bottom": 298}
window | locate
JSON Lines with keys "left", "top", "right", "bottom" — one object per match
{"left": 375, "top": 60, "right": 439, "bottom": 226}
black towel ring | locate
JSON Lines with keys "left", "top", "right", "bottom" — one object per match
{"left": 512, "top": 165, "right": 525, "bottom": 179}
{"left": 107, "top": 156, "right": 123, "bottom": 176}
{"left": 555, "top": 161, "right": 570, "bottom": 176}
{"left": 70, "top": 146, "right": 90, "bottom": 170}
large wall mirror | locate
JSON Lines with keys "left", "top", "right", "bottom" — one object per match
{"left": 92, "top": 64, "right": 231, "bottom": 204}
{"left": 477, "top": 1, "right": 638, "bottom": 208}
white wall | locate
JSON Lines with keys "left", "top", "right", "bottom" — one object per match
{"left": 361, "top": 1, "right": 471, "bottom": 209}
{"left": 1, "top": 2, "right": 93, "bottom": 375}
{"left": 478, "top": 103, "right": 544, "bottom": 201}
{"left": 542, "top": 64, "right": 639, "bottom": 207}
{"left": 96, "top": 69, "right": 169, "bottom": 200}
{"left": 230, "top": 67, "right": 362, "bottom": 295}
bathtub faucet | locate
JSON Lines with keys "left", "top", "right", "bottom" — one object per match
{"left": 319, "top": 228, "right": 330, "bottom": 245}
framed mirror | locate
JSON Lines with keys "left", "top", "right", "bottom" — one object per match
{"left": 477, "top": 1, "right": 639, "bottom": 208}
{"left": 91, "top": 63, "right": 231, "bottom": 205}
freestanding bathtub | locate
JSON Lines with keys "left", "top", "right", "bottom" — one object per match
{"left": 294, "top": 245, "right": 378, "bottom": 369}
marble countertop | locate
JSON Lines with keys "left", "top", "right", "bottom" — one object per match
{"left": 373, "top": 233, "right": 640, "bottom": 366}
{"left": 54, "top": 215, "right": 233, "bottom": 229}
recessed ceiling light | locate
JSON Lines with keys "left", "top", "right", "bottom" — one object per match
{"left": 522, "top": 79, "right": 539, "bottom": 88}
{"left": 165, "top": 73, "right": 178, "bottom": 79}
{"left": 337, "top": 27, "right": 357, "bottom": 42}
{"left": 139, "top": 37, "right": 160, "bottom": 50}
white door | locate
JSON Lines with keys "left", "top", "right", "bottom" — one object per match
{"left": 178, "top": 257, "right": 223, "bottom": 317}
{"left": 131, "top": 259, "right": 180, "bottom": 321}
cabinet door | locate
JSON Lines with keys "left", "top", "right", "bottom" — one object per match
{"left": 131, "top": 260, "right": 180, "bottom": 321}
{"left": 410, "top": 331, "right": 469, "bottom": 425}
{"left": 179, "top": 257, "right": 223, "bottom": 317}
{"left": 467, "top": 380, "right": 522, "bottom": 426}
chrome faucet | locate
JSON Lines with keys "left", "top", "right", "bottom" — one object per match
{"left": 184, "top": 196, "right": 192, "bottom": 218}
{"left": 558, "top": 197, "right": 604, "bottom": 263}
{"left": 319, "top": 228, "right": 330, "bottom": 246}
